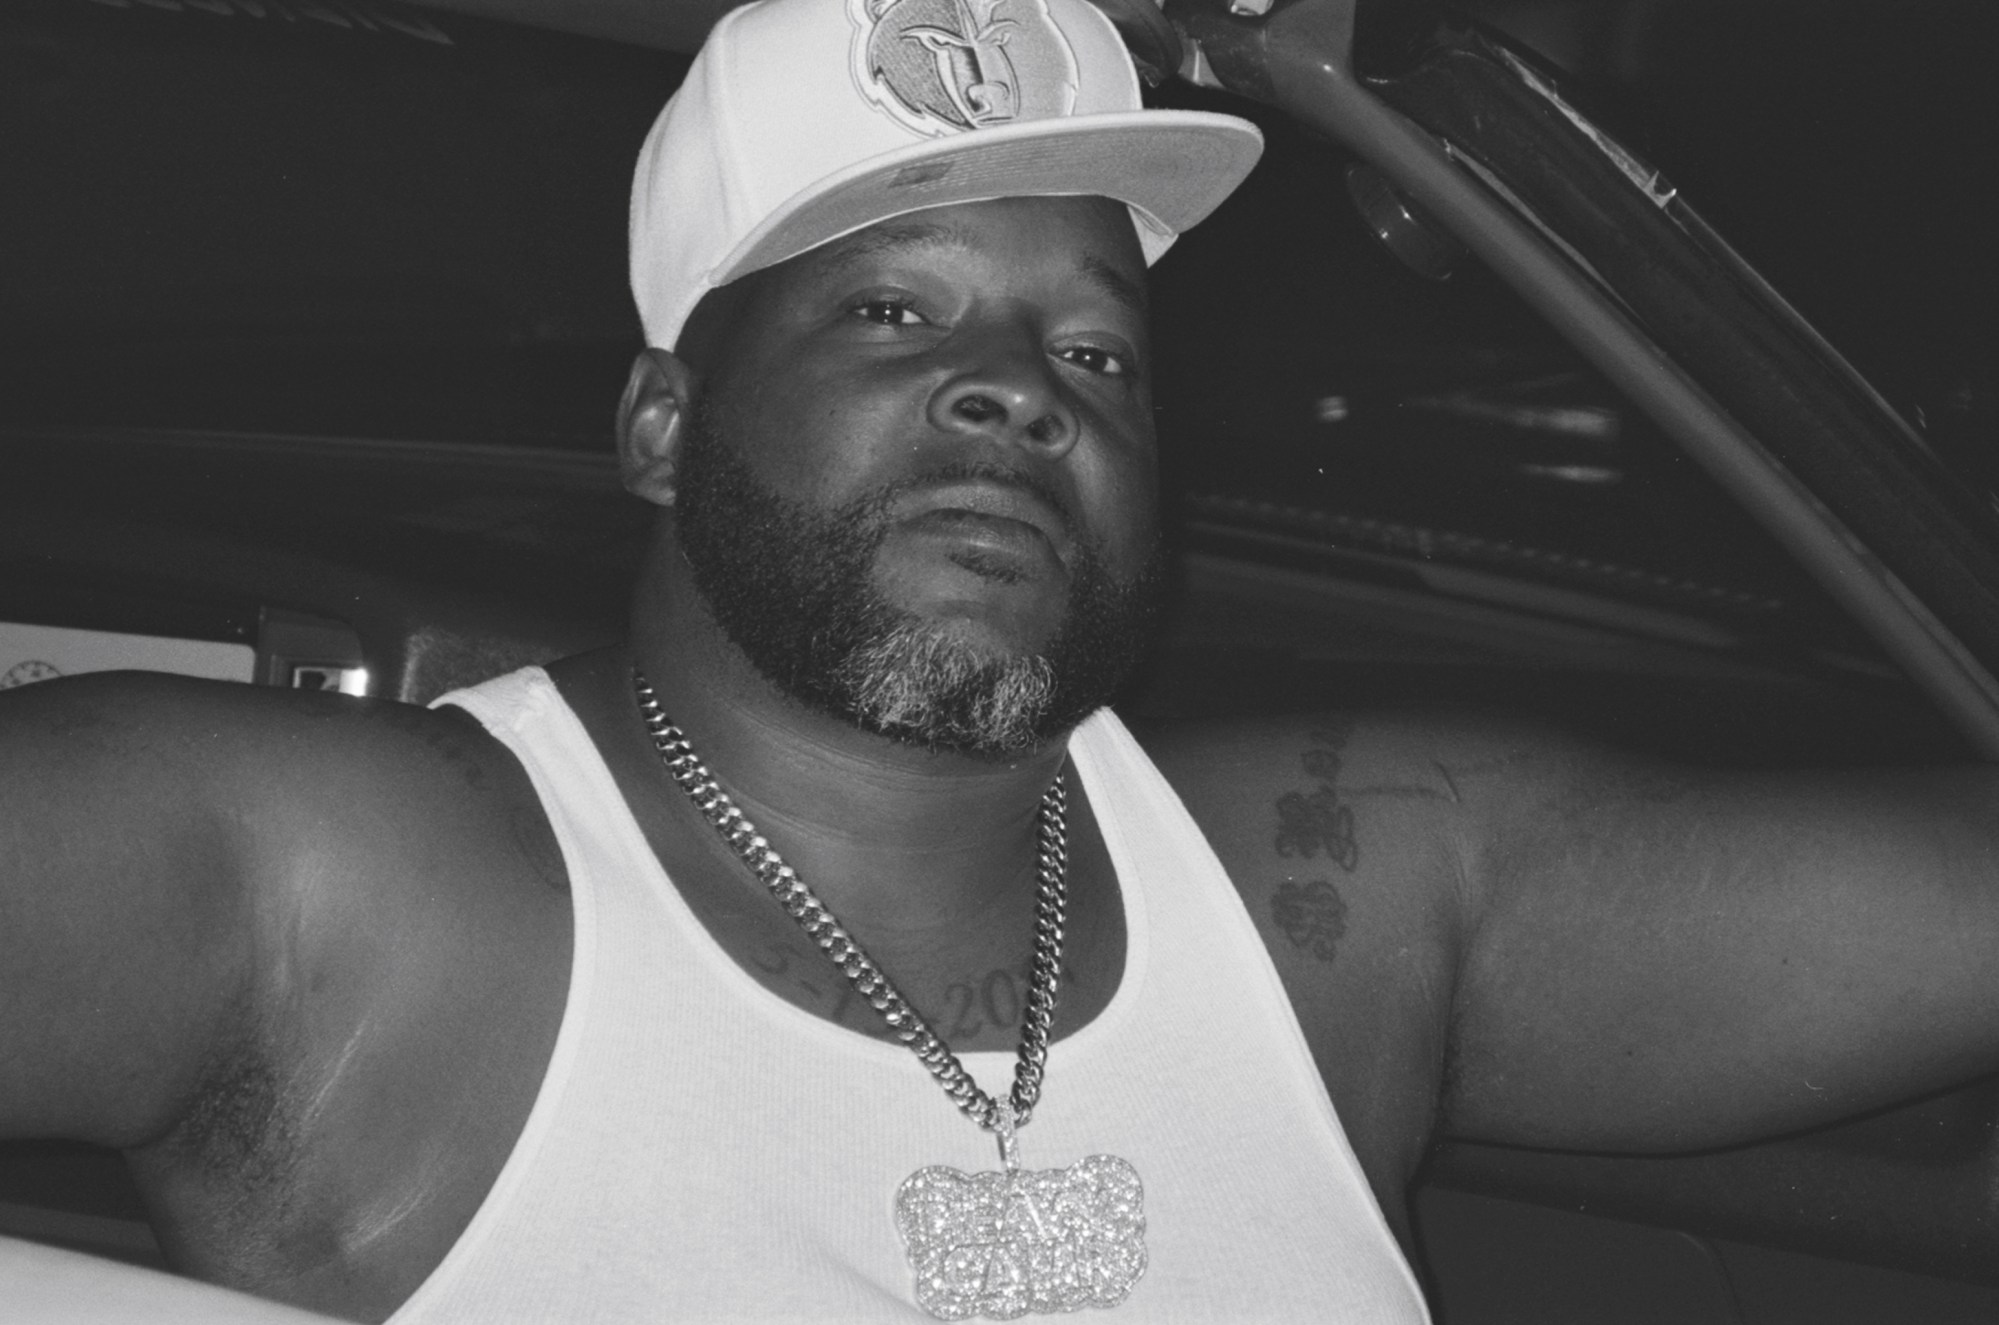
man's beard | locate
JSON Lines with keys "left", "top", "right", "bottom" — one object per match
{"left": 673, "top": 406, "right": 1165, "bottom": 757}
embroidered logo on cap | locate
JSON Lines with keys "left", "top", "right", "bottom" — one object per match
{"left": 850, "top": 0, "right": 1079, "bottom": 137}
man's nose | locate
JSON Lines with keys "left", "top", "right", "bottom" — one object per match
{"left": 927, "top": 338, "right": 1077, "bottom": 458}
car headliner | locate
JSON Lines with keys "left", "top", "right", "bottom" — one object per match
{"left": 409, "top": 0, "right": 747, "bottom": 50}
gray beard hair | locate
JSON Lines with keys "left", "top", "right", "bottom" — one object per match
{"left": 672, "top": 396, "right": 1164, "bottom": 758}
{"left": 832, "top": 623, "right": 1059, "bottom": 755}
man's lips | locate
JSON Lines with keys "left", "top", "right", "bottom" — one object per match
{"left": 889, "top": 479, "right": 1075, "bottom": 565}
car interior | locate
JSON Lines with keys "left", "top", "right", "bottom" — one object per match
{"left": 4, "top": 0, "right": 1999, "bottom": 1319}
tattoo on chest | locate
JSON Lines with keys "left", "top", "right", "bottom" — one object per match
{"left": 755, "top": 942, "right": 1074, "bottom": 1041}
{"left": 1274, "top": 726, "right": 1359, "bottom": 869}
{"left": 511, "top": 809, "right": 569, "bottom": 892}
{"left": 931, "top": 969, "right": 1031, "bottom": 1040}
{"left": 1271, "top": 878, "right": 1349, "bottom": 965}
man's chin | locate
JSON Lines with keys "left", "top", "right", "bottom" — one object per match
{"left": 879, "top": 607, "right": 1060, "bottom": 666}
{"left": 830, "top": 620, "right": 1060, "bottom": 757}
{"left": 869, "top": 559, "right": 1072, "bottom": 654}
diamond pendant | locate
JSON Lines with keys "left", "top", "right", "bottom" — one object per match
{"left": 894, "top": 1105, "right": 1147, "bottom": 1320}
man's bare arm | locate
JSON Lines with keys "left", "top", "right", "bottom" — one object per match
{"left": 0, "top": 671, "right": 268, "bottom": 1145}
{"left": 0, "top": 671, "right": 570, "bottom": 1154}
{"left": 1445, "top": 741, "right": 1999, "bottom": 1152}
{"left": 1153, "top": 711, "right": 1999, "bottom": 1165}
{"left": 2, "top": 670, "right": 573, "bottom": 1310}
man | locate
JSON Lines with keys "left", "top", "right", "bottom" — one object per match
{"left": 4, "top": 0, "right": 1998, "bottom": 1319}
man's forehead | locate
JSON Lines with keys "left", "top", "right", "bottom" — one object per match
{"left": 790, "top": 197, "right": 1148, "bottom": 311}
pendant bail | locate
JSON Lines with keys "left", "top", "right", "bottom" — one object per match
{"left": 993, "top": 1098, "right": 1021, "bottom": 1172}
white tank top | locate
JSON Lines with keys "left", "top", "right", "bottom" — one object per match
{"left": 394, "top": 667, "right": 1428, "bottom": 1322}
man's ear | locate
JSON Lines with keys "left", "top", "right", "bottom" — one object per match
{"left": 617, "top": 348, "right": 698, "bottom": 507}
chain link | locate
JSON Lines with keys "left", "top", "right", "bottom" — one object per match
{"left": 633, "top": 668, "right": 1068, "bottom": 1131}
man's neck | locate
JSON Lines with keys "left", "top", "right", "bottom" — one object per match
{"left": 610, "top": 556, "right": 1073, "bottom": 937}
{"left": 546, "top": 550, "right": 1124, "bottom": 1050}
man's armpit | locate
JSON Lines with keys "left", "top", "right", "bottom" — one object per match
{"left": 162, "top": 1032, "right": 299, "bottom": 1190}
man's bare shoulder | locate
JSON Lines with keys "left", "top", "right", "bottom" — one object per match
{"left": 1126, "top": 709, "right": 1535, "bottom": 947}
{"left": 1128, "top": 706, "right": 1588, "bottom": 839}
{"left": 1124, "top": 705, "right": 1683, "bottom": 983}
{"left": 4, "top": 672, "right": 574, "bottom": 1306}
{"left": 5, "top": 669, "right": 567, "bottom": 893}
{"left": 0, "top": 671, "right": 571, "bottom": 1114}
{"left": 1119, "top": 707, "right": 1615, "bottom": 1186}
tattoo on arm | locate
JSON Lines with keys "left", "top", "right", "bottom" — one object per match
{"left": 1271, "top": 879, "right": 1349, "bottom": 965}
{"left": 1274, "top": 726, "right": 1360, "bottom": 869}
{"left": 1266, "top": 729, "right": 1362, "bottom": 967}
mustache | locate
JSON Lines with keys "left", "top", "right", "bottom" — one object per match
{"left": 861, "top": 461, "right": 1079, "bottom": 539}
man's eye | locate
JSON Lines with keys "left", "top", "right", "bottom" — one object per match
{"left": 1060, "top": 344, "right": 1130, "bottom": 377}
{"left": 853, "top": 297, "right": 927, "bottom": 327}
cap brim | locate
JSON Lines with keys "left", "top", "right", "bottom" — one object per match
{"left": 711, "top": 109, "right": 1264, "bottom": 288}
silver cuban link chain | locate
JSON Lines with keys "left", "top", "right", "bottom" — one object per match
{"left": 631, "top": 667, "right": 1068, "bottom": 1131}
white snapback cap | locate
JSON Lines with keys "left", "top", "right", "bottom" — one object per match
{"left": 630, "top": 0, "right": 1265, "bottom": 350}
